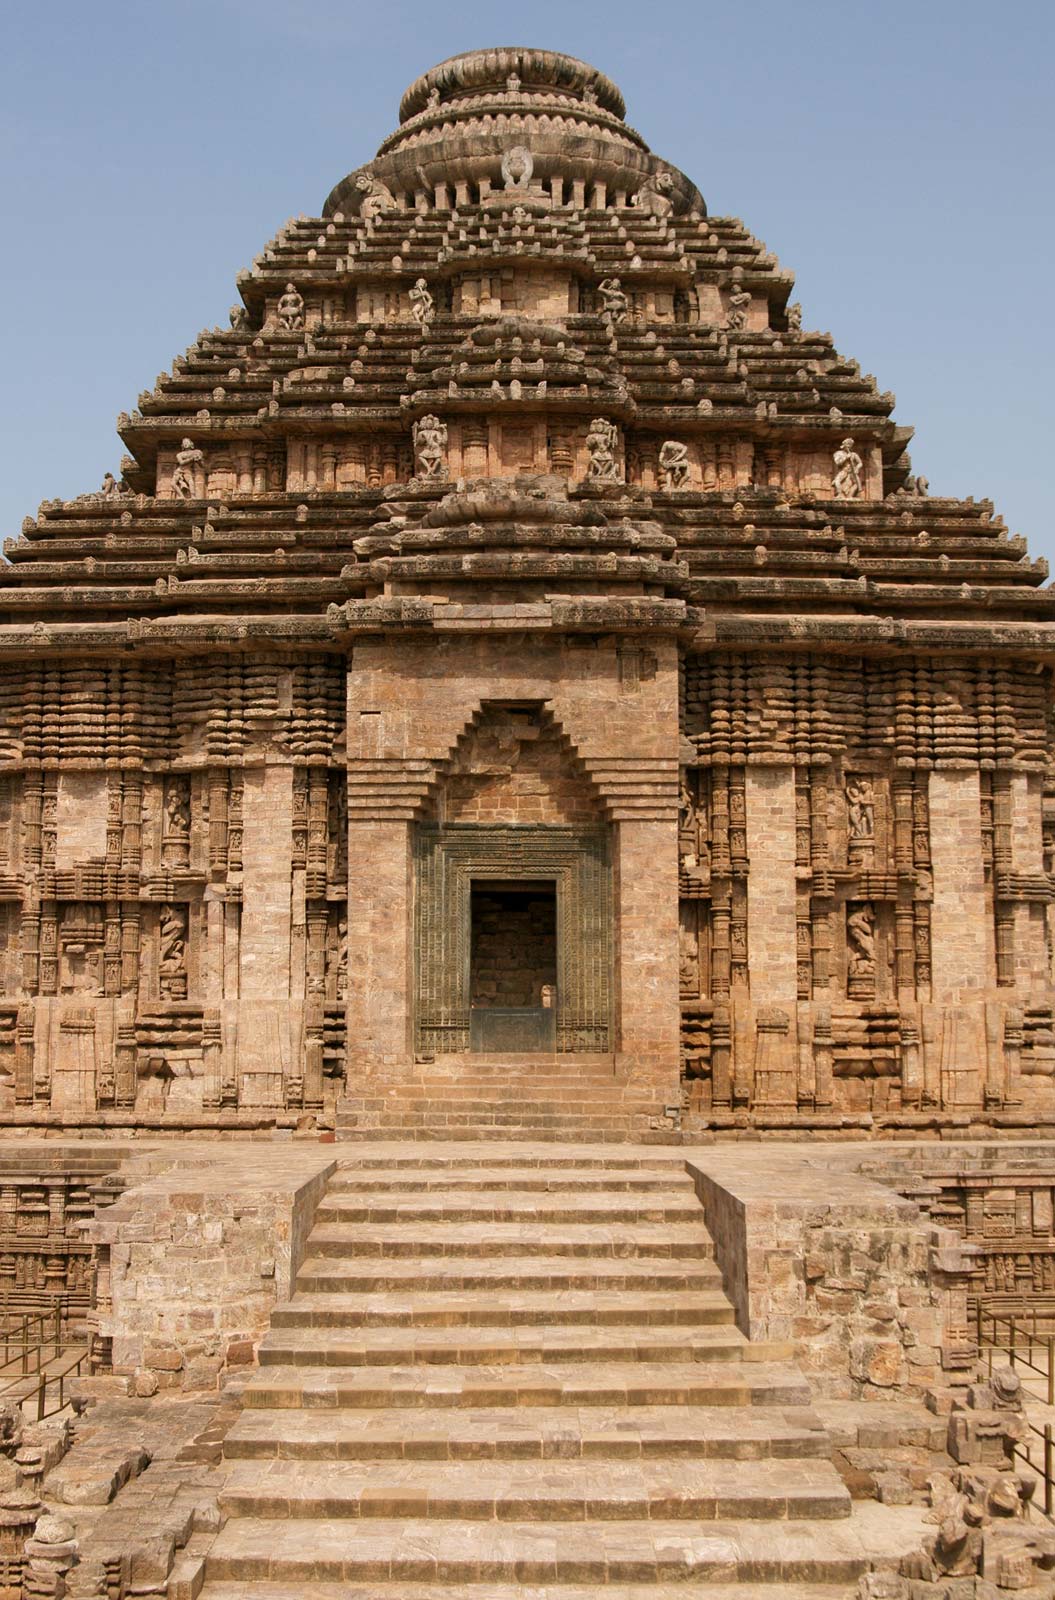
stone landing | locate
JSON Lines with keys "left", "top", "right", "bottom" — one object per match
{"left": 200, "top": 1151, "right": 926, "bottom": 1596}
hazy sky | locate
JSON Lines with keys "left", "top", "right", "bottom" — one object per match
{"left": 2, "top": 0, "right": 1052, "bottom": 563}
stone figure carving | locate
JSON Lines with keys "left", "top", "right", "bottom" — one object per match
{"left": 409, "top": 278, "right": 435, "bottom": 328}
{"left": 786, "top": 301, "right": 803, "bottom": 331}
{"left": 336, "top": 917, "right": 348, "bottom": 1002}
{"left": 277, "top": 283, "right": 304, "bottom": 331}
{"left": 171, "top": 438, "right": 204, "bottom": 499}
{"left": 846, "top": 776, "right": 875, "bottom": 843}
{"left": 100, "top": 472, "right": 122, "bottom": 500}
{"left": 634, "top": 169, "right": 675, "bottom": 217}
{"left": 500, "top": 145, "right": 534, "bottom": 192}
{"left": 679, "top": 926, "right": 699, "bottom": 991}
{"left": 847, "top": 904, "right": 876, "bottom": 976}
{"left": 159, "top": 904, "right": 187, "bottom": 998}
{"left": 166, "top": 784, "right": 190, "bottom": 836}
{"left": 229, "top": 304, "right": 249, "bottom": 331}
{"left": 355, "top": 171, "right": 398, "bottom": 219}
{"left": 726, "top": 283, "right": 751, "bottom": 331}
{"left": 597, "top": 277, "right": 628, "bottom": 324}
{"left": 833, "top": 436, "right": 864, "bottom": 500}
{"left": 899, "top": 473, "right": 930, "bottom": 498}
{"left": 659, "top": 439, "right": 690, "bottom": 490}
{"left": 426, "top": 87, "right": 441, "bottom": 109}
{"left": 412, "top": 414, "right": 448, "bottom": 479}
{"left": 679, "top": 780, "right": 696, "bottom": 831}
{"left": 585, "top": 418, "right": 620, "bottom": 481}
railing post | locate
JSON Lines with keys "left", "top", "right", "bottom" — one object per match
{"left": 1046, "top": 1425, "right": 1053, "bottom": 1520}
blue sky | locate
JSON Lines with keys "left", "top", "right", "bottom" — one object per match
{"left": 2, "top": 0, "right": 1052, "bottom": 563}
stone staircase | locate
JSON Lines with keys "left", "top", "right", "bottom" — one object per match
{"left": 201, "top": 1151, "right": 925, "bottom": 1598}
{"left": 337, "top": 1059, "right": 680, "bottom": 1141}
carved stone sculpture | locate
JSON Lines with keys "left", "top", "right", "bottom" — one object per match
{"left": 229, "top": 304, "right": 249, "bottom": 330}
{"left": 634, "top": 169, "right": 675, "bottom": 217}
{"left": 277, "top": 282, "right": 304, "bottom": 331}
{"left": 846, "top": 776, "right": 875, "bottom": 845}
{"left": 585, "top": 418, "right": 620, "bottom": 480}
{"left": 597, "top": 277, "right": 629, "bottom": 324}
{"left": 726, "top": 283, "right": 751, "bottom": 331}
{"left": 171, "top": 438, "right": 204, "bottom": 499}
{"left": 833, "top": 436, "right": 864, "bottom": 499}
{"left": 159, "top": 904, "right": 187, "bottom": 999}
{"left": 100, "top": 471, "right": 122, "bottom": 499}
{"left": 409, "top": 278, "right": 435, "bottom": 328}
{"left": 500, "top": 145, "right": 534, "bottom": 191}
{"left": 355, "top": 171, "right": 398, "bottom": 218}
{"left": 786, "top": 301, "right": 803, "bottom": 331}
{"left": 659, "top": 440, "right": 690, "bottom": 490}
{"left": 847, "top": 903, "right": 876, "bottom": 975}
{"left": 412, "top": 414, "right": 448, "bottom": 479}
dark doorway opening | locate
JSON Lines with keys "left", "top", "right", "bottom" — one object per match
{"left": 469, "top": 880, "right": 557, "bottom": 1051}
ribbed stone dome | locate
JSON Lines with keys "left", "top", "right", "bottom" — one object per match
{"left": 323, "top": 45, "right": 704, "bottom": 219}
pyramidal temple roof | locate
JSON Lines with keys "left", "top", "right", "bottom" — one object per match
{"left": 5, "top": 46, "right": 1052, "bottom": 658}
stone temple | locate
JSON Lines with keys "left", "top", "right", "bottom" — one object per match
{"left": 1, "top": 45, "right": 1055, "bottom": 1600}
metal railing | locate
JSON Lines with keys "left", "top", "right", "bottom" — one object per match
{"left": 977, "top": 1304, "right": 1054, "bottom": 1519}
{"left": 0, "top": 1294, "right": 88, "bottom": 1422}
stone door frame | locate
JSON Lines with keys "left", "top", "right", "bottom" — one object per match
{"left": 413, "top": 822, "right": 612, "bottom": 1056}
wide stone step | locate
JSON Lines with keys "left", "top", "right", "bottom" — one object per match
{"left": 223, "top": 1403, "right": 833, "bottom": 1463}
{"left": 200, "top": 1582, "right": 860, "bottom": 1600}
{"left": 271, "top": 1288, "right": 735, "bottom": 1329}
{"left": 314, "top": 1192, "right": 704, "bottom": 1224}
{"left": 296, "top": 1255, "right": 723, "bottom": 1294}
{"left": 304, "top": 1221, "right": 715, "bottom": 1259}
{"left": 327, "top": 1167, "right": 689, "bottom": 1193}
{"left": 257, "top": 1324, "right": 771, "bottom": 1369}
{"left": 205, "top": 1503, "right": 929, "bottom": 1583}
{"left": 218, "top": 1456, "right": 852, "bottom": 1522}
{"left": 333, "top": 1155, "right": 681, "bottom": 1170}
{"left": 241, "top": 1360, "right": 812, "bottom": 1410}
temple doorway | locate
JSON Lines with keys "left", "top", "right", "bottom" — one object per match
{"left": 469, "top": 879, "right": 557, "bottom": 1052}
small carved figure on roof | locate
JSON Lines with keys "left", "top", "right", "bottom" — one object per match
{"left": 409, "top": 278, "right": 435, "bottom": 329}
{"left": 172, "top": 438, "right": 204, "bottom": 499}
{"left": 412, "top": 414, "right": 448, "bottom": 479}
{"left": 583, "top": 83, "right": 598, "bottom": 105}
{"left": 847, "top": 903, "right": 876, "bottom": 975}
{"left": 100, "top": 472, "right": 122, "bottom": 500}
{"left": 506, "top": 73, "right": 522, "bottom": 93}
{"left": 585, "top": 417, "right": 620, "bottom": 481}
{"left": 355, "top": 172, "right": 398, "bottom": 219}
{"left": 634, "top": 169, "right": 675, "bottom": 218}
{"left": 786, "top": 301, "right": 803, "bottom": 332}
{"left": 500, "top": 146, "right": 534, "bottom": 192}
{"left": 597, "top": 277, "right": 628, "bottom": 324}
{"left": 726, "top": 283, "right": 751, "bottom": 331}
{"left": 277, "top": 283, "right": 304, "bottom": 331}
{"left": 899, "top": 472, "right": 930, "bottom": 498}
{"left": 426, "top": 87, "right": 441, "bottom": 110}
{"left": 833, "top": 436, "right": 864, "bottom": 500}
{"left": 229, "top": 304, "right": 249, "bottom": 331}
{"left": 659, "top": 439, "right": 690, "bottom": 490}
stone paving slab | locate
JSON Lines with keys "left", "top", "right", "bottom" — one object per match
{"left": 217, "top": 1455, "right": 851, "bottom": 1522}
{"left": 222, "top": 1403, "right": 831, "bottom": 1462}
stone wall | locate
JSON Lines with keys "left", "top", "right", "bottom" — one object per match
{"left": 86, "top": 1144, "right": 334, "bottom": 1390}
{"left": 470, "top": 888, "right": 556, "bottom": 1007}
{"left": 687, "top": 1144, "right": 976, "bottom": 1398}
